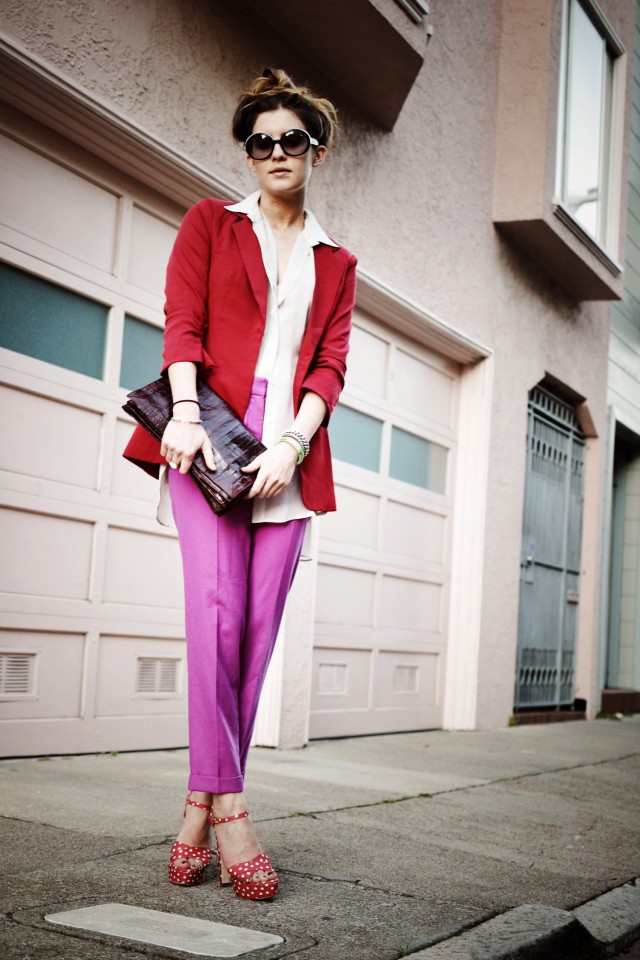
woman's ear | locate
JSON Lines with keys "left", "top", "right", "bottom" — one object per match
{"left": 312, "top": 146, "right": 327, "bottom": 167}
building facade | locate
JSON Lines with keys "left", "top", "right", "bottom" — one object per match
{"left": 601, "top": 0, "right": 640, "bottom": 712}
{"left": 0, "top": 0, "right": 637, "bottom": 757}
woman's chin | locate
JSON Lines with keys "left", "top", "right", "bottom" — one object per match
{"left": 260, "top": 180, "right": 307, "bottom": 200}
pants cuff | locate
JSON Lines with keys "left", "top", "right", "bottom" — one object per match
{"left": 188, "top": 773, "right": 245, "bottom": 793}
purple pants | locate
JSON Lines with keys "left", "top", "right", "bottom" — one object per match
{"left": 169, "top": 378, "right": 308, "bottom": 793}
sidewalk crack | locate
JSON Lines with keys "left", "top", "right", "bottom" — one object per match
{"left": 263, "top": 750, "right": 640, "bottom": 822}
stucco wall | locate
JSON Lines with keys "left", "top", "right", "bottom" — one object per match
{"left": 610, "top": 0, "right": 640, "bottom": 436}
{"left": 607, "top": 0, "right": 640, "bottom": 698}
{"left": 1, "top": 0, "right": 637, "bottom": 727}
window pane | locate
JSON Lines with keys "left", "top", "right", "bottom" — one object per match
{"left": 0, "top": 261, "right": 107, "bottom": 379}
{"left": 390, "top": 427, "right": 447, "bottom": 493}
{"left": 562, "top": 0, "right": 609, "bottom": 239}
{"left": 120, "top": 315, "right": 164, "bottom": 389}
{"left": 330, "top": 405, "right": 383, "bottom": 472}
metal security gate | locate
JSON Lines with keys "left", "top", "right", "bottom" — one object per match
{"left": 515, "top": 386, "right": 585, "bottom": 709}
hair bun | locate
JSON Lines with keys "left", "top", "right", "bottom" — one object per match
{"left": 258, "top": 68, "right": 296, "bottom": 92}
{"left": 232, "top": 68, "right": 338, "bottom": 148}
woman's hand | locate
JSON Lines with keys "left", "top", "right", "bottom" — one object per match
{"left": 242, "top": 442, "right": 298, "bottom": 499}
{"left": 161, "top": 420, "right": 216, "bottom": 474}
{"left": 162, "top": 366, "right": 215, "bottom": 475}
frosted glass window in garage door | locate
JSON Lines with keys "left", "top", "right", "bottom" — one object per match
{"left": 0, "top": 122, "right": 188, "bottom": 758}
{"left": 120, "top": 315, "right": 164, "bottom": 389}
{"left": 312, "top": 316, "right": 459, "bottom": 737}
{"left": 0, "top": 262, "right": 108, "bottom": 379}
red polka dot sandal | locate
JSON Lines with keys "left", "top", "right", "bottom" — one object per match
{"left": 168, "top": 794, "right": 214, "bottom": 886}
{"left": 210, "top": 810, "right": 279, "bottom": 901}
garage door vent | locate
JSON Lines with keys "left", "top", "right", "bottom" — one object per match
{"left": 318, "top": 663, "right": 347, "bottom": 695}
{"left": 394, "top": 665, "right": 419, "bottom": 693}
{"left": 0, "top": 652, "right": 36, "bottom": 697}
{"left": 135, "top": 657, "right": 180, "bottom": 696}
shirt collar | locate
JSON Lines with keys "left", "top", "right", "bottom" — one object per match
{"left": 303, "top": 207, "right": 338, "bottom": 248}
{"left": 225, "top": 191, "right": 338, "bottom": 248}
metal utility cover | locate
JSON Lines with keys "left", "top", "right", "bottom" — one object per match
{"left": 46, "top": 903, "right": 283, "bottom": 957}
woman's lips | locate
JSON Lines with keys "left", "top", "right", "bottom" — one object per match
{"left": 270, "top": 167, "right": 291, "bottom": 175}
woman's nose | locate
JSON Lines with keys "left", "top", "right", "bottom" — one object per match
{"left": 271, "top": 140, "right": 286, "bottom": 159}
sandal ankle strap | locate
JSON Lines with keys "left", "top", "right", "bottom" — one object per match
{"left": 211, "top": 810, "right": 250, "bottom": 825}
{"left": 185, "top": 793, "right": 212, "bottom": 812}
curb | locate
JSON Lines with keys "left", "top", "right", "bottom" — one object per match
{"left": 407, "top": 878, "right": 640, "bottom": 960}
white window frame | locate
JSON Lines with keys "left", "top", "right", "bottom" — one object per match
{"left": 554, "top": 0, "right": 626, "bottom": 260}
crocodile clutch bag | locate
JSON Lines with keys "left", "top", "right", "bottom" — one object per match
{"left": 123, "top": 377, "right": 266, "bottom": 514}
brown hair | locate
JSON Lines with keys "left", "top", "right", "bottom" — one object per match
{"left": 232, "top": 68, "right": 338, "bottom": 148}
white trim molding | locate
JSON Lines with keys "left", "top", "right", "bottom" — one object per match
{"left": 356, "top": 268, "right": 491, "bottom": 366}
{"left": 443, "top": 354, "right": 494, "bottom": 729}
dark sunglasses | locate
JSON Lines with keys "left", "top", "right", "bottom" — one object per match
{"left": 244, "top": 128, "right": 319, "bottom": 160}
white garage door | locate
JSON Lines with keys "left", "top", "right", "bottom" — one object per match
{"left": 310, "top": 314, "right": 459, "bottom": 737}
{"left": 0, "top": 119, "right": 189, "bottom": 757}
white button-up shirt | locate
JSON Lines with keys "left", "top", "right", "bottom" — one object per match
{"left": 226, "top": 191, "right": 338, "bottom": 524}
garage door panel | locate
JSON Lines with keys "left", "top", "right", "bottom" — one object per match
{"left": 392, "top": 349, "right": 456, "bottom": 429}
{"left": 0, "top": 508, "right": 93, "bottom": 600}
{"left": 376, "top": 650, "right": 440, "bottom": 708}
{"left": 102, "top": 527, "right": 182, "bottom": 608}
{"left": 0, "top": 630, "right": 84, "bottom": 719}
{"left": 346, "top": 322, "right": 388, "bottom": 396}
{"left": 95, "top": 635, "right": 187, "bottom": 718}
{"left": 320, "top": 485, "right": 380, "bottom": 550}
{"left": 0, "top": 133, "right": 118, "bottom": 272}
{"left": 316, "top": 564, "right": 376, "bottom": 626}
{"left": 380, "top": 575, "right": 443, "bottom": 633}
{"left": 128, "top": 205, "right": 177, "bottom": 293}
{"left": 111, "top": 418, "right": 159, "bottom": 503}
{"left": 0, "top": 384, "right": 101, "bottom": 489}
{"left": 383, "top": 500, "right": 447, "bottom": 566}
{"left": 310, "top": 647, "right": 371, "bottom": 711}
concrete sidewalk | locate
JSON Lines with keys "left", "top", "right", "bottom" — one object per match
{"left": 1, "top": 717, "right": 639, "bottom": 959}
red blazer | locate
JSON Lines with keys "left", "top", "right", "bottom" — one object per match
{"left": 123, "top": 198, "right": 357, "bottom": 512}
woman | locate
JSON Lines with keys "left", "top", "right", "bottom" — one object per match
{"left": 123, "top": 68, "right": 357, "bottom": 901}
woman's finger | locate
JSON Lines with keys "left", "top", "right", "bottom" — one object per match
{"left": 241, "top": 453, "right": 263, "bottom": 474}
{"left": 178, "top": 453, "right": 194, "bottom": 475}
{"left": 245, "top": 475, "right": 261, "bottom": 499}
{"left": 201, "top": 437, "right": 216, "bottom": 472}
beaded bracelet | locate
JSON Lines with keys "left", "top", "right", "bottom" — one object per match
{"left": 280, "top": 435, "right": 304, "bottom": 465}
{"left": 171, "top": 416, "right": 202, "bottom": 425}
{"left": 282, "top": 428, "right": 310, "bottom": 460}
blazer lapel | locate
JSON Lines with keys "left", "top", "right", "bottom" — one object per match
{"left": 232, "top": 216, "right": 269, "bottom": 319}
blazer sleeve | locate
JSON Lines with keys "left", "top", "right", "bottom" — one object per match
{"left": 161, "top": 200, "right": 214, "bottom": 374}
{"left": 301, "top": 252, "right": 357, "bottom": 425}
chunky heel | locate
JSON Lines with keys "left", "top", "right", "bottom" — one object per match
{"left": 210, "top": 810, "right": 279, "bottom": 900}
{"left": 168, "top": 794, "right": 214, "bottom": 887}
